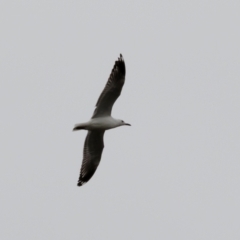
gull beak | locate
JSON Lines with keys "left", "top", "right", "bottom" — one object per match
{"left": 124, "top": 123, "right": 131, "bottom": 126}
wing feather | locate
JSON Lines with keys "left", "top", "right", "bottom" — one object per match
{"left": 77, "top": 130, "right": 105, "bottom": 186}
{"left": 92, "top": 54, "right": 126, "bottom": 118}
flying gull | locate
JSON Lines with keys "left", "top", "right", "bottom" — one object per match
{"left": 73, "top": 54, "right": 131, "bottom": 186}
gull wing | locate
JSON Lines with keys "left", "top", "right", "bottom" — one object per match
{"left": 92, "top": 54, "right": 126, "bottom": 118}
{"left": 77, "top": 130, "right": 105, "bottom": 186}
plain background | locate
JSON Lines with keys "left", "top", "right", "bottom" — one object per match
{"left": 1, "top": 1, "right": 240, "bottom": 239}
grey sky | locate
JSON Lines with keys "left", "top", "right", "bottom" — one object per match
{"left": 1, "top": 0, "right": 240, "bottom": 239}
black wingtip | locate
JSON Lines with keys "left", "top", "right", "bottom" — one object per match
{"left": 77, "top": 175, "right": 88, "bottom": 187}
{"left": 77, "top": 180, "right": 85, "bottom": 187}
{"left": 115, "top": 53, "right": 125, "bottom": 75}
{"left": 119, "top": 54, "right": 124, "bottom": 62}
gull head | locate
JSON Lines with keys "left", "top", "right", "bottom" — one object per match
{"left": 118, "top": 119, "right": 131, "bottom": 127}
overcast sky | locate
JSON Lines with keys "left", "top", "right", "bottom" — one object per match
{"left": 1, "top": 1, "right": 240, "bottom": 239}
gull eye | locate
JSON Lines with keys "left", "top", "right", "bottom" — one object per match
{"left": 121, "top": 120, "right": 124, "bottom": 123}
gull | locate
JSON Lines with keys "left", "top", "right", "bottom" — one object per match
{"left": 73, "top": 54, "right": 131, "bottom": 186}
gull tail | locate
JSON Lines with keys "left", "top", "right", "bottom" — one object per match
{"left": 73, "top": 123, "right": 87, "bottom": 131}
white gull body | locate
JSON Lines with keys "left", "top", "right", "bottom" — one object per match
{"left": 73, "top": 54, "right": 130, "bottom": 186}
